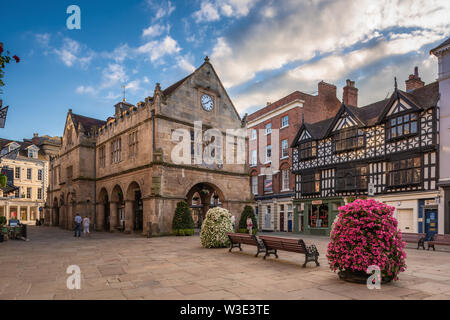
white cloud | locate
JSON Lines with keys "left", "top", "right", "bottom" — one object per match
{"left": 176, "top": 55, "right": 196, "bottom": 73}
{"left": 76, "top": 85, "right": 96, "bottom": 95}
{"left": 54, "top": 38, "right": 94, "bottom": 68}
{"left": 211, "top": 0, "right": 450, "bottom": 88}
{"left": 142, "top": 23, "right": 169, "bottom": 38}
{"left": 193, "top": 0, "right": 257, "bottom": 23}
{"left": 137, "top": 36, "right": 181, "bottom": 62}
{"left": 100, "top": 63, "right": 128, "bottom": 89}
{"left": 147, "top": 0, "right": 175, "bottom": 20}
{"left": 232, "top": 30, "right": 444, "bottom": 113}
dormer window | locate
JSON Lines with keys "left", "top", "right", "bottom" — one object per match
{"left": 386, "top": 113, "right": 418, "bottom": 140}
{"left": 333, "top": 128, "right": 364, "bottom": 153}
{"left": 28, "top": 149, "right": 38, "bottom": 158}
{"left": 299, "top": 141, "right": 317, "bottom": 160}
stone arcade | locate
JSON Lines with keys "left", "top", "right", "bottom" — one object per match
{"left": 45, "top": 58, "right": 252, "bottom": 235}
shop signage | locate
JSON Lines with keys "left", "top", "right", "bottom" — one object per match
{"left": 312, "top": 200, "right": 322, "bottom": 205}
{"left": 425, "top": 199, "right": 437, "bottom": 206}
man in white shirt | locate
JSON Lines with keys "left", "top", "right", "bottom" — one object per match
{"left": 74, "top": 213, "right": 82, "bottom": 237}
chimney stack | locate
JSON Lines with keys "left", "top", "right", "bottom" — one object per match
{"left": 405, "top": 66, "right": 425, "bottom": 92}
{"left": 343, "top": 79, "right": 358, "bottom": 107}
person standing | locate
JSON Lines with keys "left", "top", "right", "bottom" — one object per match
{"left": 82, "top": 216, "right": 90, "bottom": 237}
{"left": 74, "top": 213, "right": 82, "bottom": 237}
{"left": 231, "top": 215, "right": 236, "bottom": 231}
{"left": 246, "top": 216, "right": 253, "bottom": 235}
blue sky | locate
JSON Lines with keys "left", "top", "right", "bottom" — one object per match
{"left": 1, "top": 0, "right": 449, "bottom": 140}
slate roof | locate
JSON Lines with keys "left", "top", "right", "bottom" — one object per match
{"left": 71, "top": 113, "right": 106, "bottom": 134}
{"left": 293, "top": 81, "right": 439, "bottom": 145}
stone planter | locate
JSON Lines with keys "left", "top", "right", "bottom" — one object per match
{"left": 338, "top": 270, "right": 393, "bottom": 284}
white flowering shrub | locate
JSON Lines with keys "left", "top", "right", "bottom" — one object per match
{"left": 200, "top": 207, "right": 233, "bottom": 248}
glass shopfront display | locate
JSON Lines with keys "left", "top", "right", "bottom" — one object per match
{"left": 308, "top": 203, "right": 329, "bottom": 228}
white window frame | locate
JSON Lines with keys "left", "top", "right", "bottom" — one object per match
{"left": 251, "top": 129, "right": 257, "bottom": 140}
{"left": 251, "top": 176, "right": 258, "bottom": 195}
{"left": 265, "top": 123, "right": 272, "bottom": 135}
{"left": 265, "top": 145, "right": 272, "bottom": 163}
{"left": 250, "top": 149, "right": 257, "bottom": 166}
{"left": 282, "top": 169, "right": 290, "bottom": 191}
{"left": 281, "top": 115, "right": 289, "bottom": 129}
{"left": 281, "top": 139, "right": 289, "bottom": 159}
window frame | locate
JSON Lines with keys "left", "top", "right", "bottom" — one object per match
{"left": 251, "top": 175, "right": 258, "bottom": 195}
{"left": 386, "top": 111, "right": 419, "bottom": 141}
{"left": 387, "top": 155, "right": 422, "bottom": 188}
{"left": 281, "top": 115, "right": 289, "bottom": 128}
{"left": 301, "top": 171, "right": 321, "bottom": 195}
{"left": 335, "top": 165, "right": 368, "bottom": 192}
{"left": 265, "top": 123, "right": 272, "bottom": 135}
{"left": 281, "top": 139, "right": 289, "bottom": 158}
{"left": 264, "top": 175, "right": 273, "bottom": 193}
{"left": 27, "top": 168, "right": 32, "bottom": 180}
{"left": 265, "top": 145, "right": 272, "bottom": 163}
{"left": 299, "top": 140, "right": 317, "bottom": 160}
{"left": 333, "top": 127, "right": 365, "bottom": 153}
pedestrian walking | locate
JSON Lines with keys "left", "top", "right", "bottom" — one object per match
{"left": 246, "top": 216, "right": 253, "bottom": 235}
{"left": 82, "top": 216, "right": 90, "bottom": 237}
{"left": 74, "top": 213, "right": 82, "bottom": 237}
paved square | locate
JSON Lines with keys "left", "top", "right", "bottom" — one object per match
{"left": 1, "top": 227, "right": 450, "bottom": 300}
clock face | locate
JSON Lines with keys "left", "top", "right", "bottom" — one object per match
{"left": 201, "top": 94, "right": 214, "bottom": 111}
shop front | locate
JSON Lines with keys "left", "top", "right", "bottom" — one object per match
{"left": 294, "top": 197, "right": 344, "bottom": 236}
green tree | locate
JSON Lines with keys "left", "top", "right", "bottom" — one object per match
{"left": 239, "top": 205, "right": 257, "bottom": 231}
{"left": 172, "top": 201, "right": 194, "bottom": 235}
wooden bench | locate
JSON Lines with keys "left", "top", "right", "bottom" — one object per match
{"left": 428, "top": 234, "right": 450, "bottom": 251}
{"left": 259, "top": 235, "right": 320, "bottom": 268}
{"left": 402, "top": 232, "right": 426, "bottom": 250}
{"left": 226, "top": 233, "right": 266, "bottom": 257}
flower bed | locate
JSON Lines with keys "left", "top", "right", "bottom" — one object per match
{"left": 327, "top": 199, "right": 406, "bottom": 282}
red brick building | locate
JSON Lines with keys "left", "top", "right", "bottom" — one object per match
{"left": 247, "top": 81, "right": 341, "bottom": 231}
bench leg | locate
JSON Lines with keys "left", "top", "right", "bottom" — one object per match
{"left": 303, "top": 254, "right": 320, "bottom": 268}
{"left": 229, "top": 242, "right": 240, "bottom": 252}
{"left": 239, "top": 243, "right": 242, "bottom": 251}
{"left": 263, "top": 249, "right": 277, "bottom": 260}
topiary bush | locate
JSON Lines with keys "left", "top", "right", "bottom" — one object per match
{"left": 0, "top": 216, "right": 6, "bottom": 226}
{"left": 239, "top": 205, "right": 257, "bottom": 231}
{"left": 327, "top": 199, "right": 407, "bottom": 282}
{"left": 200, "top": 207, "right": 233, "bottom": 248}
{"left": 172, "top": 201, "right": 195, "bottom": 236}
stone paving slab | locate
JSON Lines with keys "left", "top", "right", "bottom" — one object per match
{"left": 1, "top": 226, "right": 450, "bottom": 300}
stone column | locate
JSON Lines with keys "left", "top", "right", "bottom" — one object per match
{"left": 27, "top": 206, "right": 30, "bottom": 222}
{"left": 96, "top": 202, "right": 105, "bottom": 231}
{"left": 109, "top": 201, "right": 118, "bottom": 231}
{"left": 125, "top": 200, "right": 134, "bottom": 233}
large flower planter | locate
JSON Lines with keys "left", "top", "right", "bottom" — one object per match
{"left": 338, "top": 270, "right": 393, "bottom": 284}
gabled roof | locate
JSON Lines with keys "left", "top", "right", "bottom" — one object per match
{"left": 161, "top": 58, "right": 242, "bottom": 121}
{"left": 291, "top": 81, "right": 439, "bottom": 145}
{"left": 71, "top": 113, "right": 106, "bottom": 134}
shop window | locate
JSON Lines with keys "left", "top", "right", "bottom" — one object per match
{"left": 309, "top": 203, "right": 329, "bottom": 228}
{"left": 333, "top": 128, "right": 364, "bottom": 152}
{"left": 387, "top": 156, "right": 421, "bottom": 187}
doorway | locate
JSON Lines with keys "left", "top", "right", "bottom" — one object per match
{"left": 425, "top": 209, "right": 438, "bottom": 240}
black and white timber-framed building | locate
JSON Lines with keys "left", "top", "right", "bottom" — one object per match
{"left": 291, "top": 71, "right": 440, "bottom": 237}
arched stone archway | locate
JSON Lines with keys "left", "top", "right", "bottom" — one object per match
{"left": 185, "top": 182, "right": 224, "bottom": 228}
{"left": 97, "top": 188, "right": 109, "bottom": 231}
{"left": 126, "top": 181, "right": 143, "bottom": 232}
{"left": 111, "top": 185, "right": 125, "bottom": 231}
{"left": 53, "top": 197, "right": 60, "bottom": 226}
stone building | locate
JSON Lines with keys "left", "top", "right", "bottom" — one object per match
{"left": 45, "top": 58, "right": 252, "bottom": 235}
{"left": 0, "top": 134, "right": 60, "bottom": 224}
{"left": 247, "top": 82, "right": 341, "bottom": 232}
